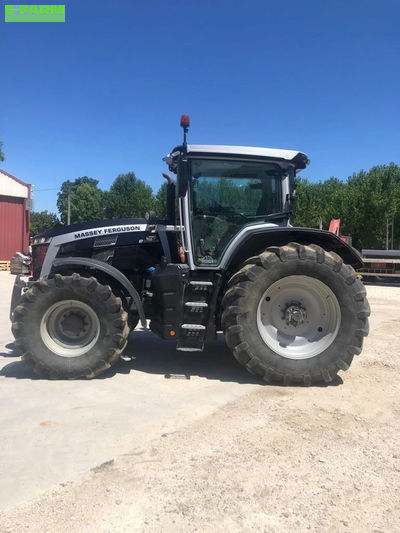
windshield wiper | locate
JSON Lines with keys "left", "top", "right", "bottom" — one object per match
{"left": 243, "top": 211, "right": 290, "bottom": 221}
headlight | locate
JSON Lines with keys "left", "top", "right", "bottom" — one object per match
{"left": 33, "top": 237, "right": 51, "bottom": 245}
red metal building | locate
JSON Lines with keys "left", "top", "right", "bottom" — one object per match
{"left": 0, "top": 169, "right": 31, "bottom": 260}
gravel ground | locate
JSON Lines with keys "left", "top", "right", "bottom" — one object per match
{"left": 1, "top": 283, "right": 399, "bottom": 533}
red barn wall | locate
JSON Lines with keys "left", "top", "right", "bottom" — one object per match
{"left": 0, "top": 195, "right": 30, "bottom": 260}
{"left": 0, "top": 169, "right": 31, "bottom": 261}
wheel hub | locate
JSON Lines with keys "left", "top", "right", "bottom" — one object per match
{"left": 40, "top": 300, "right": 101, "bottom": 358}
{"left": 60, "top": 311, "right": 89, "bottom": 339}
{"left": 257, "top": 275, "right": 341, "bottom": 360}
{"left": 284, "top": 303, "right": 307, "bottom": 327}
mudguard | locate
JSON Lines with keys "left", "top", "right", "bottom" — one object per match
{"left": 221, "top": 227, "right": 363, "bottom": 271}
{"left": 51, "top": 257, "right": 147, "bottom": 327}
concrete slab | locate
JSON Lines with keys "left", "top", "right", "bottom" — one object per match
{"left": 0, "top": 272, "right": 260, "bottom": 510}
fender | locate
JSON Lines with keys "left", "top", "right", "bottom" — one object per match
{"left": 51, "top": 257, "right": 147, "bottom": 327}
{"left": 220, "top": 226, "right": 363, "bottom": 271}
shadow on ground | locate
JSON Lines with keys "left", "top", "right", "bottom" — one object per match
{"left": 0, "top": 342, "right": 19, "bottom": 357}
{"left": 364, "top": 281, "right": 400, "bottom": 288}
{"left": 0, "top": 330, "right": 343, "bottom": 387}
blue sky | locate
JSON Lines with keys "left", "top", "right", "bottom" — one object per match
{"left": 1, "top": 0, "right": 399, "bottom": 214}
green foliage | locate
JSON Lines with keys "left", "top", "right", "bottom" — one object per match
{"left": 57, "top": 176, "right": 102, "bottom": 224}
{"left": 294, "top": 164, "right": 400, "bottom": 249}
{"left": 30, "top": 210, "right": 60, "bottom": 235}
{"left": 0, "top": 141, "right": 5, "bottom": 162}
{"left": 104, "top": 172, "right": 154, "bottom": 218}
{"left": 154, "top": 182, "right": 168, "bottom": 219}
{"left": 154, "top": 181, "right": 179, "bottom": 221}
{"left": 70, "top": 183, "right": 104, "bottom": 223}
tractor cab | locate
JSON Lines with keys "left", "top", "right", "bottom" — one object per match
{"left": 163, "top": 115, "right": 309, "bottom": 270}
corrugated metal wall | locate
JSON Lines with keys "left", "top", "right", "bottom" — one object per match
{"left": 0, "top": 195, "right": 29, "bottom": 260}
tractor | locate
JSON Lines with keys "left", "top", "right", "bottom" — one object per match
{"left": 10, "top": 116, "right": 370, "bottom": 384}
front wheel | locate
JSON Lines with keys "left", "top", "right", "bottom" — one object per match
{"left": 12, "top": 274, "right": 130, "bottom": 379}
{"left": 221, "top": 243, "right": 370, "bottom": 385}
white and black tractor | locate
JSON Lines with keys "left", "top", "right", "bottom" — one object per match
{"left": 10, "top": 116, "right": 370, "bottom": 384}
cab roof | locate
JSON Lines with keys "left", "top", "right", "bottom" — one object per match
{"left": 164, "top": 144, "right": 309, "bottom": 172}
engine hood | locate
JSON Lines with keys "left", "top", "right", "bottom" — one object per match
{"left": 34, "top": 218, "right": 147, "bottom": 240}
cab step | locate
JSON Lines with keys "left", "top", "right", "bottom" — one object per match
{"left": 188, "top": 280, "right": 213, "bottom": 294}
{"left": 177, "top": 324, "right": 206, "bottom": 352}
{"left": 180, "top": 323, "right": 206, "bottom": 331}
{"left": 185, "top": 301, "right": 209, "bottom": 314}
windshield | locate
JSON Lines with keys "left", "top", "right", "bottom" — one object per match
{"left": 190, "top": 158, "right": 283, "bottom": 265}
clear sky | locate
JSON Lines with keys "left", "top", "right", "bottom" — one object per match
{"left": 1, "top": 0, "right": 399, "bottom": 214}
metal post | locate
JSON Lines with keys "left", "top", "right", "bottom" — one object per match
{"left": 391, "top": 214, "right": 395, "bottom": 250}
{"left": 67, "top": 191, "right": 71, "bottom": 226}
{"left": 386, "top": 216, "right": 389, "bottom": 250}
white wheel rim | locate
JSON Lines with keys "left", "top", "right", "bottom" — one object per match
{"left": 40, "top": 300, "right": 100, "bottom": 358}
{"left": 257, "top": 275, "right": 341, "bottom": 360}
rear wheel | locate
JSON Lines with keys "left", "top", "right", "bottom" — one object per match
{"left": 12, "top": 274, "right": 130, "bottom": 379}
{"left": 221, "top": 243, "right": 370, "bottom": 385}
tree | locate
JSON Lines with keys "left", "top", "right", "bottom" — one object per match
{"left": 293, "top": 164, "right": 400, "bottom": 250}
{"left": 294, "top": 177, "right": 346, "bottom": 229}
{"left": 104, "top": 172, "right": 154, "bottom": 219}
{"left": 343, "top": 164, "right": 400, "bottom": 249}
{"left": 57, "top": 176, "right": 102, "bottom": 224}
{"left": 30, "top": 211, "right": 60, "bottom": 235}
{"left": 154, "top": 182, "right": 168, "bottom": 219}
{"left": 0, "top": 141, "right": 5, "bottom": 162}
{"left": 69, "top": 183, "right": 104, "bottom": 223}
{"left": 154, "top": 181, "right": 180, "bottom": 221}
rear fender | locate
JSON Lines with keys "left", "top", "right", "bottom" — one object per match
{"left": 221, "top": 227, "right": 363, "bottom": 271}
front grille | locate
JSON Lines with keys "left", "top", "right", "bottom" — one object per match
{"left": 32, "top": 244, "right": 49, "bottom": 278}
{"left": 93, "top": 235, "right": 118, "bottom": 248}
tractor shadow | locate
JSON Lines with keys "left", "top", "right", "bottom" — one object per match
{"left": 114, "top": 330, "right": 262, "bottom": 384}
{"left": 0, "top": 342, "right": 19, "bottom": 357}
{"left": 0, "top": 330, "right": 343, "bottom": 387}
{"left": 364, "top": 280, "right": 400, "bottom": 288}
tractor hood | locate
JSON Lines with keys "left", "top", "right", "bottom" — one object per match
{"left": 33, "top": 218, "right": 147, "bottom": 241}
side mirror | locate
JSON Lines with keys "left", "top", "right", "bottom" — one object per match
{"left": 177, "top": 158, "right": 189, "bottom": 197}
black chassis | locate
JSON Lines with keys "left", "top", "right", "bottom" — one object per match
{"left": 10, "top": 214, "right": 362, "bottom": 350}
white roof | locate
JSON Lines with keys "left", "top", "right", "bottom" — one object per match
{"left": 187, "top": 144, "right": 308, "bottom": 163}
{"left": 0, "top": 169, "right": 30, "bottom": 199}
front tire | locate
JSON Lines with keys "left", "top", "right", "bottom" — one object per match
{"left": 221, "top": 243, "right": 370, "bottom": 385}
{"left": 12, "top": 274, "right": 130, "bottom": 379}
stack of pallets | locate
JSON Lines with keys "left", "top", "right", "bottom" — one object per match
{"left": 0, "top": 261, "right": 11, "bottom": 271}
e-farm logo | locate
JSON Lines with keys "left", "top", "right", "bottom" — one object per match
{"left": 5, "top": 5, "right": 65, "bottom": 22}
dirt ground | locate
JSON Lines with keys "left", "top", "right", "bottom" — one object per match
{"left": 1, "top": 284, "right": 399, "bottom": 533}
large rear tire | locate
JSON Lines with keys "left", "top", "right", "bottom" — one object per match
{"left": 221, "top": 243, "right": 370, "bottom": 385}
{"left": 11, "top": 274, "right": 130, "bottom": 379}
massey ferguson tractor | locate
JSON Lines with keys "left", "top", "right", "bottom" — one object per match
{"left": 10, "top": 116, "right": 370, "bottom": 384}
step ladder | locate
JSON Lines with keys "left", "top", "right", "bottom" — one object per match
{"left": 177, "top": 280, "right": 214, "bottom": 351}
